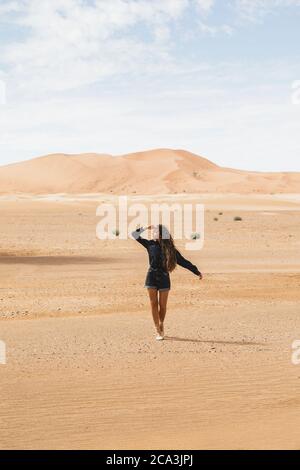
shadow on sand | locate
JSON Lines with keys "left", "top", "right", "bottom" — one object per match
{"left": 164, "top": 336, "right": 264, "bottom": 346}
{"left": 0, "top": 255, "right": 113, "bottom": 266}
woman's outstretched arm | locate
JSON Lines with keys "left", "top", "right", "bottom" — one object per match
{"left": 175, "top": 249, "right": 202, "bottom": 277}
{"left": 131, "top": 226, "right": 150, "bottom": 249}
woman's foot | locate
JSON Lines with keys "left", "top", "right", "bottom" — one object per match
{"left": 156, "top": 323, "right": 164, "bottom": 340}
{"left": 156, "top": 333, "right": 164, "bottom": 341}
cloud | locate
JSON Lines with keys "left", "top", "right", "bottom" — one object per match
{"left": 0, "top": 0, "right": 22, "bottom": 16}
{"left": 0, "top": 0, "right": 189, "bottom": 96}
{"left": 235, "top": 0, "right": 300, "bottom": 21}
{"left": 1, "top": 0, "right": 299, "bottom": 98}
{"left": 0, "top": 0, "right": 220, "bottom": 98}
{"left": 194, "top": 0, "right": 215, "bottom": 11}
{"left": 198, "top": 21, "right": 234, "bottom": 36}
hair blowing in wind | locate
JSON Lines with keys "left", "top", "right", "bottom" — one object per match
{"left": 159, "top": 224, "right": 177, "bottom": 273}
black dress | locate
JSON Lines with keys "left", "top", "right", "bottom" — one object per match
{"left": 131, "top": 227, "right": 201, "bottom": 291}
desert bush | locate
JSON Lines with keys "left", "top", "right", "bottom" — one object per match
{"left": 190, "top": 232, "right": 200, "bottom": 240}
{"left": 234, "top": 216, "right": 242, "bottom": 221}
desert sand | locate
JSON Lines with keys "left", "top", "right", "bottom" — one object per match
{"left": 0, "top": 190, "right": 300, "bottom": 449}
{"left": 0, "top": 149, "right": 300, "bottom": 195}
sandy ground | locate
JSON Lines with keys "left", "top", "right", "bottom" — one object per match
{"left": 0, "top": 194, "right": 300, "bottom": 449}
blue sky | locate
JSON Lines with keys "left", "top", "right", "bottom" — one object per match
{"left": 0, "top": 0, "right": 300, "bottom": 171}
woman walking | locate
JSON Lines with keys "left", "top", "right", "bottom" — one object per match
{"left": 131, "top": 224, "right": 203, "bottom": 340}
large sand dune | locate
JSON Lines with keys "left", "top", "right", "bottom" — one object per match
{"left": 0, "top": 148, "right": 299, "bottom": 194}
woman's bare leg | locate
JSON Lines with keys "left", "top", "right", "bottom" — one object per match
{"left": 147, "top": 288, "right": 160, "bottom": 333}
{"left": 158, "top": 290, "right": 169, "bottom": 334}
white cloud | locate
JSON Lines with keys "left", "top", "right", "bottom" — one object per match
{"left": 0, "top": 0, "right": 193, "bottom": 96}
{"left": 198, "top": 21, "right": 234, "bottom": 36}
{"left": 235, "top": 0, "right": 300, "bottom": 21}
{"left": 0, "top": 0, "right": 22, "bottom": 15}
{"left": 3, "top": 0, "right": 282, "bottom": 99}
{"left": 194, "top": 0, "right": 215, "bottom": 12}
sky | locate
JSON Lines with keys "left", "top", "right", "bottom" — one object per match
{"left": 0, "top": 0, "right": 300, "bottom": 171}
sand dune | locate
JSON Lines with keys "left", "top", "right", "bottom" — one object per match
{"left": 0, "top": 148, "right": 299, "bottom": 195}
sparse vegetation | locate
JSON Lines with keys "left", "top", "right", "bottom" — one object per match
{"left": 214, "top": 217, "right": 218, "bottom": 221}
{"left": 219, "top": 212, "right": 223, "bottom": 215}
{"left": 190, "top": 232, "right": 201, "bottom": 240}
{"left": 234, "top": 216, "right": 242, "bottom": 221}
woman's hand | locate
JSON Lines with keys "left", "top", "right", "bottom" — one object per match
{"left": 136, "top": 224, "right": 153, "bottom": 230}
{"left": 198, "top": 272, "right": 203, "bottom": 280}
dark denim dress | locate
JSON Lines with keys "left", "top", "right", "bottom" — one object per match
{"left": 132, "top": 228, "right": 201, "bottom": 292}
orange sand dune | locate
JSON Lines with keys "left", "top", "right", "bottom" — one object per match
{"left": 0, "top": 148, "right": 299, "bottom": 194}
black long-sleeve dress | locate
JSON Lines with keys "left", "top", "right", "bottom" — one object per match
{"left": 131, "top": 227, "right": 201, "bottom": 291}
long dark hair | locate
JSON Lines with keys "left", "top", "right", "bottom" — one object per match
{"left": 159, "top": 224, "right": 177, "bottom": 272}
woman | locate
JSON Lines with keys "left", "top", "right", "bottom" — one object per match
{"left": 131, "top": 224, "right": 203, "bottom": 341}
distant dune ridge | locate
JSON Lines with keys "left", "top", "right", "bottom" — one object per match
{"left": 0, "top": 148, "right": 299, "bottom": 194}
